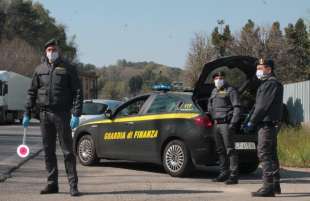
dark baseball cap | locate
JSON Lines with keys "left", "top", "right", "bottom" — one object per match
{"left": 44, "top": 38, "right": 58, "bottom": 50}
{"left": 212, "top": 71, "right": 225, "bottom": 79}
{"left": 257, "top": 58, "right": 274, "bottom": 69}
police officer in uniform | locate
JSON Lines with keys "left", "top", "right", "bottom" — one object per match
{"left": 23, "top": 39, "right": 83, "bottom": 196}
{"left": 208, "top": 72, "right": 240, "bottom": 185}
{"left": 245, "top": 58, "right": 283, "bottom": 197}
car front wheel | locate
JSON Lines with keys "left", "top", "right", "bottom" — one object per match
{"left": 77, "top": 135, "right": 98, "bottom": 166}
{"left": 163, "top": 140, "right": 193, "bottom": 177}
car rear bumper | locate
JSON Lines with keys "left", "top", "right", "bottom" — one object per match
{"left": 190, "top": 133, "right": 258, "bottom": 166}
{"left": 187, "top": 128, "right": 218, "bottom": 166}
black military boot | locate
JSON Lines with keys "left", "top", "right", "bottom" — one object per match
{"left": 251, "top": 186, "right": 275, "bottom": 197}
{"left": 225, "top": 176, "right": 239, "bottom": 185}
{"left": 70, "top": 186, "right": 80, "bottom": 197}
{"left": 40, "top": 185, "right": 59, "bottom": 194}
{"left": 274, "top": 182, "right": 281, "bottom": 194}
{"left": 212, "top": 172, "right": 229, "bottom": 182}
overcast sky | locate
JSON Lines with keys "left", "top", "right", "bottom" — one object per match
{"left": 35, "top": 0, "right": 310, "bottom": 68}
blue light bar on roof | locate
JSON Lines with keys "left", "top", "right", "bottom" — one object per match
{"left": 152, "top": 83, "right": 172, "bottom": 91}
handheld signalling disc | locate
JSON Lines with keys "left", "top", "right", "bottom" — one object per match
{"left": 17, "top": 144, "right": 30, "bottom": 158}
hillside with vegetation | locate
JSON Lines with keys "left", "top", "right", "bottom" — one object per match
{"left": 0, "top": 0, "right": 77, "bottom": 76}
{"left": 0, "top": 0, "right": 184, "bottom": 100}
{"left": 96, "top": 59, "right": 183, "bottom": 100}
{"left": 1, "top": 0, "right": 309, "bottom": 100}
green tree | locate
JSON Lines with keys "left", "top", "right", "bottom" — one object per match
{"left": 264, "top": 22, "right": 290, "bottom": 82}
{"left": 211, "top": 20, "right": 233, "bottom": 57}
{"left": 266, "top": 22, "right": 284, "bottom": 56}
{"left": 285, "top": 18, "right": 310, "bottom": 81}
{"left": 1, "top": 0, "right": 77, "bottom": 62}
{"left": 232, "top": 19, "right": 264, "bottom": 56}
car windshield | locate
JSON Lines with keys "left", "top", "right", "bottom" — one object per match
{"left": 82, "top": 102, "right": 108, "bottom": 115}
{"left": 102, "top": 100, "right": 122, "bottom": 110}
{"left": 146, "top": 93, "right": 199, "bottom": 114}
{"left": 116, "top": 97, "right": 148, "bottom": 117}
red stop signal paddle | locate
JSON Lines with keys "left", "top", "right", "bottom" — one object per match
{"left": 17, "top": 128, "right": 30, "bottom": 158}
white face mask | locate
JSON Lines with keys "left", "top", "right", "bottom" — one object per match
{"left": 46, "top": 51, "right": 59, "bottom": 63}
{"left": 214, "top": 79, "right": 224, "bottom": 89}
{"left": 256, "top": 70, "right": 265, "bottom": 80}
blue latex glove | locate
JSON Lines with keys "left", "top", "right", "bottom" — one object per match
{"left": 70, "top": 116, "right": 79, "bottom": 129}
{"left": 243, "top": 122, "right": 255, "bottom": 133}
{"left": 22, "top": 115, "right": 30, "bottom": 128}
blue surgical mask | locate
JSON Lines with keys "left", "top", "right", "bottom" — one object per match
{"left": 256, "top": 70, "right": 264, "bottom": 80}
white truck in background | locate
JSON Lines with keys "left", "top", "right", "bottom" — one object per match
{"left": 0, "top": 71, "right": 31, "bottom": 124}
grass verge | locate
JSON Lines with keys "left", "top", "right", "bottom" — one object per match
{"left": 278, "top": 126, "right": 310, "bottom": 168}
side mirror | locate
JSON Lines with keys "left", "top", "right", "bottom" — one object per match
{"left": 104, "top": 109, "right": 113, "bottom": 119}
{"left": 99, "top": 105, "right": 108, "bottom": 114}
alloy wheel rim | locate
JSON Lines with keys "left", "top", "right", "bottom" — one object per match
{"left": 165, "top": 144, "right": 185, "bottom": 173}
{"left": 79, "top": 138, "right": 93, "bottom": 163}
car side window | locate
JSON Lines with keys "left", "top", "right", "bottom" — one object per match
{"left": 82, "top": 103, "right": 107, "bottom": 115}
{"left": 146, "top": 95, "right": 180, "bottom": 114}
{"left": 116, "top": 98, "right": 147, "bottom": 117}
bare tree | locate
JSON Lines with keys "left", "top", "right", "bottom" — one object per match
{"left": 184, "top": 32, "right": 216, "bottom": 87}
{"left": 0, "top": 37, "right": 40, "bottom": 76}
{"left": 230, "top": 20, "right": 264, "bottom": 57}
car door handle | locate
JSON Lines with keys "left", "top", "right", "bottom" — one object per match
{"left": 126, "top": 122, "right": 134, "bottom": 125}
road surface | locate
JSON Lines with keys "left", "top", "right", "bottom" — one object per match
{"left": 0, "top": 125, "right": 309, "bottom": 201}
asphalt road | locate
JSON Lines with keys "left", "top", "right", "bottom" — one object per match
{"left": 0, "top": 123, "right": 42, "bottom": 180}
{"left": 0, "top": 125, "right": 310, "bottom": 201}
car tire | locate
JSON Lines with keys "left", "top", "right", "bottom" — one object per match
{"left": 239, "top": 161, "right": 259, "bottom": 174}
{"left": 163, "top": 140, "right": 193, "bottom": 177}
{"left": 77, "top": 135, "right": 98, "bottom": 166}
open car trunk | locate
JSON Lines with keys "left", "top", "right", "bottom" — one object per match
{"left": 192, "top": 56, "right": 264, "bottom": 170}
{"left": 192, "top": 56, "right": 260, "bottom": 129}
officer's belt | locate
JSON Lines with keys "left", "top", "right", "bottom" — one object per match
{"left": 40, "top": 106, "right": 69, "bottom": 113}
{"left": 214, "top": 118, "right": 229, "bottom": 124}
{"left": 258, "top": 121, "right": 279, "bottom": 127}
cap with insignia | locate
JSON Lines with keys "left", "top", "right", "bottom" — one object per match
{"left": 258, "top": 58, "right": 274, "bottom": 69}
{"left": 212, "top": 71, "right": 225, "bottom": 79}
{"left": 44, "top": 38, "right": 58, "bottom": 50}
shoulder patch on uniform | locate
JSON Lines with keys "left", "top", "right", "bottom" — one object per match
{"left": 219, "top": 88, "right": 228, "bottom": 93}
{"left": 218, "top": 90, "right": 229, "bottom": 97}
{"left": 55, "top": 67, "right": 67, "bottom": 74}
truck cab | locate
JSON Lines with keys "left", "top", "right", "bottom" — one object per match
{"left": 0, "top": 71, "right": 31, "bottom": 124}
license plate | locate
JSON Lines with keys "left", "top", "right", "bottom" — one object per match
{"left": 235, "top": 142, "right": 256, "bottom": 150}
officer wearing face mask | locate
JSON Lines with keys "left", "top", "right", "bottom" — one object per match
{"left": 23, "top": 39, "right": 83, "bottom": 196}
{"left": 245, "top": 58, "right": 283, "bottom": 197}
{"left": 208, "top": 71, "right": 240, "bottom": 185}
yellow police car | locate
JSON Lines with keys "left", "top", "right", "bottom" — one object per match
{"left": 73, "top": 56, "right": 260, "bottom": 177}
